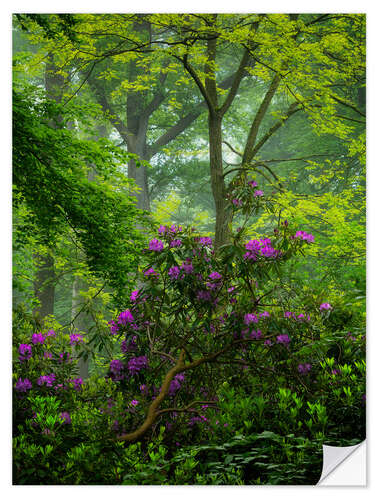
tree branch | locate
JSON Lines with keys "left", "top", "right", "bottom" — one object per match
{"left": 330, "top": 94, "right": 366, "bottom": 118}
{"left": 223, "top": 140, "right": 242, "bottom": 157}
{"left": 178, "top": 53, "right": 215, "bottom": 114}
{"left": 250, "top": 102, "right": 301, "bottom": 160}
{"left": 88, "top": 76, "right": 133, "bottom": 145}
{"left": 219, "top": 48, "right": 250, "bottom": 115}
{"left": 146, "top": 73, "right": 239, "bottom": 157}
{"left": 242, "top": 74, "right": 282, "bottom": 165}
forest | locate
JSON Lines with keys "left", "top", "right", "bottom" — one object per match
{"left": 12, "top": 13, "right": 366, "bottom": 485}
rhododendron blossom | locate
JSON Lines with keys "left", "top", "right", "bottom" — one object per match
{"left": 170, "top": 239, "right": 182, "bottom": 248}
{"left": 31, "top": 333, "right": 45, "bottom": 345}
{"left": 130, "top": 289, "right": 139, "bottom": 302}
{"left": 199, "top": 237, "right": 212, "bottom": 246}
{"left": 19, "top": 344, "right": 32, "bottom": 362}
{"left": 320, "top": 302, "right": 332, "bottom": 311}
{"left": 276, "top": 334, "right": 291, "bottom": 345}
{"left": 298, "top": 363, "right": 312, "bottom": 374}
{"left": 15, "top": 378, "right": 32, "bottom": 392}
{"left": 117, "top": 309, "right": 134, "bottom": 325}
{"left": 294, "top": 230, "right": 315, "bottom": 243}
{"left": 244, "top": 313, "right": 258, "bottom": 324}
{"left": 149, "top": 239, "right": 164, "bottom": 251}
{"left": 254, "top": 190, "right": 264, "bottom": 197}
{"left": 168, "top": 266, "right": 180, "bottom": 280}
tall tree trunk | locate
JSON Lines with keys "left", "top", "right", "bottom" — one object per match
{"left": 208, "top": 113, "right": 229, "bottom": 250}
{"left": 126, "top": 25, "right": 151, "bottom": 211}
{"left": 33, "top": 55, "right": 64, "bottom": 320}
{"left": 127, "top": 150, "right": 150, "bottom": 210}
{"left": 33, "top": 254, "right": 55, "bottom": 319}
{"left": 71, "top": 275, "right": 89, "bottom": 379}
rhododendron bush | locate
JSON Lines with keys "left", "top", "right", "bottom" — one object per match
{"left": 13, "top": 220, "right": 365, "bottom": 484}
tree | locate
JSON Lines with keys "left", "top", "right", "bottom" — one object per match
{"left": 13, "top": 75, "right": 146, "bottom": 304}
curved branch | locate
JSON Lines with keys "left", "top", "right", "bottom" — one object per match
{"left": 177, "top": 53, "right": 215, "bottom": 114}
{"left": 117, "top": 349, "right": 187, "bottom": 442}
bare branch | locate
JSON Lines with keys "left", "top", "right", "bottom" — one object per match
{"left": 223, "top": 140, "right": 242, "bottom": 157}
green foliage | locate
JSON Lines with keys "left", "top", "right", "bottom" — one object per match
{"left": 13, "top": 76, "right": 148, "bottom": 301}
{"left": 12, "top": 12, "right": 365, "bottom": 486}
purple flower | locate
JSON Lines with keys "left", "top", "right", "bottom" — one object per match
{"left": 169, "top": 374, "right": 185, "bottom": 396}
{"left": 140, "top": 384, "right": 148, "bottom": 395}
{"left": 69, "top": 333, "right": 84, "bottom": 345}
{"left": 209, "top": 271, "right": 222, "bottom": 280}
{"left": 294, "top": 230, "right": 315, "bottom": 243}
{"left": 43, "top": 351, "right": 52, "bottom": 359}
{"left": 117, "top": 309, "right": 134, "bottom": 326}
{"left": 232, "top": 199, "right": 243, "bottom": 207}
{"left": 127, "top": 356, "right": 148, "bottom": 375}
{"left": 197, "top": 290, "right": 211, "bottom": 302}
{"left": 110, "top": 359, "right": 124, "bottom": 374}
{"left": 248, "top": 180, "right": 258, "bottom": 187}
{"left": 168, "top": 266, "right": 180, "bottom": 280}
{"left": 244, "top": 238, "right": 280, "bottom": 261}
{"left": 170, "top": 239, "right": 182, "bottom": 248}
{"left": 297, "top": 313, "right": 305, "bottom": 320}
{"left": 244, "top": 313, "right": 258, "bottom": 325}
{"left": 245, "top": 239, "right": 261, "bottom": 252}
{"left": 284, "top": 311, "right": 295, "bottom": 319}
{"left": 320, "top": 302, "right": 332, "bottom": 311}
{"left": 59, "top": 412, "right": 71, "bottom": 424}
{"left": 264, "top": 339, "right": 272, "bottom": 346}
{"left": 181, "top": 260, "right": 193, "bottom": 274}
{"left": 70, "top": 377, "right": 83, "bottom": 390}
{"left": 19, "top": 344, "right": 32, "bottom": 362}
{"left": 130, "top": 289, "right": 139, "bottom": 302}
{"left": 46, "top": 329, "right": 56, "bottom": 337}
{"left": 199, "top": 237, "right": 212, "bottom": 247}
{"left": 254, "top": 190, "right": 264, "bottom": 197}
{"left": 37, "top": 374, "right": 56, "bottom": 387}
{"left": 144, "top": 267, "right": 159, "bottom": 278}
{"left": 31, "top": 333, "right": 45, "bottom": 345}
{"left": 108, "top": 320, "right": 120, "bottom": 335}
{"left": 298, "top": 363, "right": 311, "bottom": 375}
{"left": 276, "top": 334, "right": 291, "bottom": 346}
{"left": 259, "top": 311, "right": 270, "bottom": 319}
{"left": 250, "top": 329, "right": 262, "bottom": 340}
{"left": 121, "top": 336, "right": 137, "bottom": 354}
{"left": 158, "top": 225, "right": 168, "bottom": 235}
{"left": 261, "top": 244, "right": 280, "bottom": 258}
{"left": 15, "top": 378, "right": 32, "bottom": 392}
{"left": 59, "top": 352, "right": 71, "bottom": 363}
{"left": 244, "top": 251, "right": 257, "bottom": 261}
{"left": 170, "top": 224, "right": 182, "bottom": 233}
{"left": 149, "top": 239, "right": 164, "bottom": 252}
{"left": 130, "top": 399, "right": 139, "bottom": 407}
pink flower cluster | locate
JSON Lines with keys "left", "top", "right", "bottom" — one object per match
{"left": 244, "top": 238, "right": 281, "bottom": 261}
{"left": 294, "top": 230, "right": 314, "bottom": 243}
{"left": 149, "top": 239, "right": 164, "bottom": 252}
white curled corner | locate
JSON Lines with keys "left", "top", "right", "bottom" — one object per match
{"left": 317, "top": 440, "right": 366, "bottom": 486}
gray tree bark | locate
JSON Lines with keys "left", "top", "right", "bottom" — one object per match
{"left": 33, "top": 54, "right": 64, "bottom": 320}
